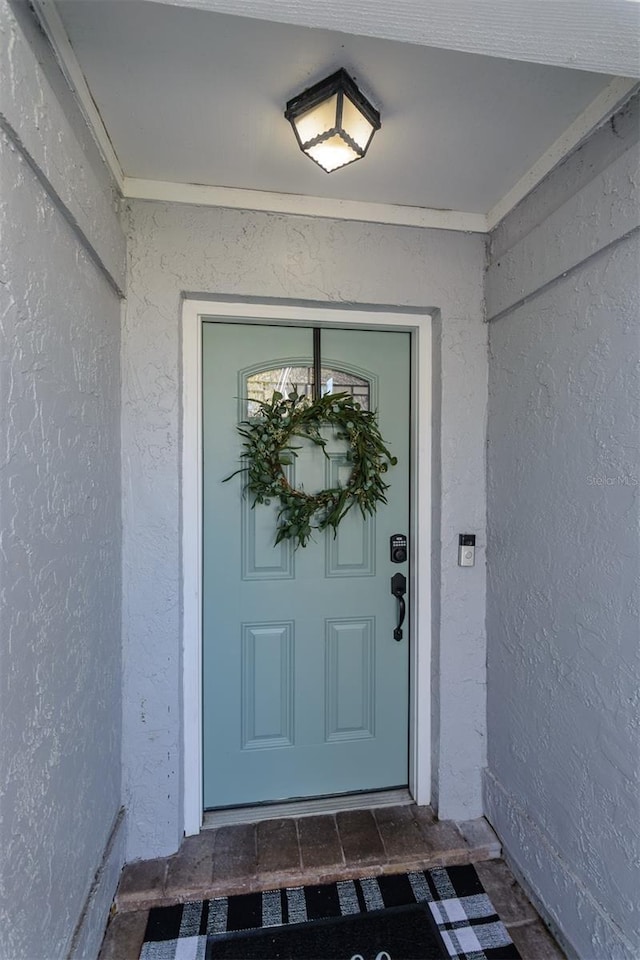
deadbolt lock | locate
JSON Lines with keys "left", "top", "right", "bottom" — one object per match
{"left": 390, "top": 533, "right": 407, "bottom": 564}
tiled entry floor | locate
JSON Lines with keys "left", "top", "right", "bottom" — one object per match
{"left": 100, "top": 805, "right": 565, "bottom": 959}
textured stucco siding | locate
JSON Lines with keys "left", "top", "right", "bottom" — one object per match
{"left": 0, "top": 4, "right": 124, "bottom": 957}
{"left": 485, "top": 94, "right": 640, "bottom": 960}
{"left": 0, "top": 0, "right": 126, "bottom": 291}
{"left": 122, "top": 201, "right": 488, "bottom": 859}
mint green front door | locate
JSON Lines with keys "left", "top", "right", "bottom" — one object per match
{"left": 202, "top": 322, "right": 410, "bottom": 809}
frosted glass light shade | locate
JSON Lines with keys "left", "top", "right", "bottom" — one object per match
{"left": 285, "top": 69, "right": 380, "bottom": 173}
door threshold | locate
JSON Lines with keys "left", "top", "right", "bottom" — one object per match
{"left": 202, "top": 788, "right": 413, "bottom": 829}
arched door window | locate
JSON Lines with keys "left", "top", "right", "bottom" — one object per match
{"left": 246, "top": 365, "right": 370, "bottom": 417}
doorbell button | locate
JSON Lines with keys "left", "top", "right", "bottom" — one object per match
{"left": 458, "top": 533, "right": 476, "bottom": 567}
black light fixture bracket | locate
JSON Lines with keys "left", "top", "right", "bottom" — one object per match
{"left": 285, "top": 68, "right": 380, "bottom": 131}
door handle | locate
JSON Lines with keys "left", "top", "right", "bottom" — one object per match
{"left": 391, "top": 573, "right": 407, "bottom": 641}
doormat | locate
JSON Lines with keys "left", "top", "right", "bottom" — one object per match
{"left": 206, "top": 902, "right": 445, "bottom": 958}
{"left": 140, "top": 864, "right": 521, "bottom": 960}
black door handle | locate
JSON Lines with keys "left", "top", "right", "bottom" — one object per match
{"left": 391, "top": 573, "right": 407, "bottom": 641}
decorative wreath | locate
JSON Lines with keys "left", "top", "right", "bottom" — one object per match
{"left": 225, "top": 389, "right": 397, "bottom": 549}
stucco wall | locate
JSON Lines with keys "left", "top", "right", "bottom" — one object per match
{"left": 122, "top": 200, "right": 488, "bottom": 859}
{"left": 0, "top": 3, "right": 125, "bottom": 957}
{"left": 485, "top": 94, "right": 640, "bottom": 959}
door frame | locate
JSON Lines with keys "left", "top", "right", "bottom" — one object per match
{"left": 181, "top": 298, "right": 432, "bottom": 836}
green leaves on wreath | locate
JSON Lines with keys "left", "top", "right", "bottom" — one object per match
{"left": 223, "top": 389, "right": 397, "bottom": 549}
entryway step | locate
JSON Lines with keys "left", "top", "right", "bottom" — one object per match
{"left": 116, "top": 805, "right": 501, "bottom": 912}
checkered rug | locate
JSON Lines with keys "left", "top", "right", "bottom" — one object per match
{"left": 140, "top": 863, "right": 520, "bottom": 959}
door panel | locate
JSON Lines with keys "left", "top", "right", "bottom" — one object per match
{"left": 241, "top": 622, "right": 294, "bottom": 749}
{"left": 202, "top": 322, "right": 410, "bottom": 808}
{"left": 325, "top": 618, "right": 375, "bottom": 741}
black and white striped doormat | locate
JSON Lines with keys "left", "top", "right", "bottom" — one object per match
{"left": 140, "top": 864, "right": 520, "bottom": 959}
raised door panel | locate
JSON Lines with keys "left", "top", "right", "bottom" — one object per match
{"left": 241, "top": 622, "right": 294, "bottom": 750}
{"left": 325, "top": 618, "right": 375, "bottom": 742}
{"left": 325, "top": 454, "right": 375, "bottom": 578}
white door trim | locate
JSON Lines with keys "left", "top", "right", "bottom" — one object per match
{"left": 182, "top": 298, "right": 432, "bottom": 836}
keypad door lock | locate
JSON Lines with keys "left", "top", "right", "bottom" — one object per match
{"left": 390, "top": 534, "right": 407, "bottom": 564}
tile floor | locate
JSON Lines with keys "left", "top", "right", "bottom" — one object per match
{"left": 100, "top": 805, "right": 565, "bottom": 959}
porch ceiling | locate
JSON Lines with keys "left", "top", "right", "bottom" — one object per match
{"left": 42, "top": 1, "right": 638, "bottom": 230}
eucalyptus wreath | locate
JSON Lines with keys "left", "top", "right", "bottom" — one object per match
{"left": 225, "top": 389, "right": 397, "bottom": 549}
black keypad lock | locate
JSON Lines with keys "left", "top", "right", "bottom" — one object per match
{"left": 390, "top": 534, "right": 407, "bottom": 564}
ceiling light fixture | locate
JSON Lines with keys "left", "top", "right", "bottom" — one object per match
{"left": 284, "top": 68, "right": 381, "bottom": 174}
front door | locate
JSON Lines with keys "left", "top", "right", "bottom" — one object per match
{"left": 202, "top": 322, "right": 410, "bottom": 809}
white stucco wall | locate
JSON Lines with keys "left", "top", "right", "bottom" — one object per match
{"left": 485, "top": 94, "right": 640, "bottom": 960}
{"left": 122, "top": 200, "right": 488, "bottom": 859}
{"left": 0, "top": 3, "right": 125, "bottom": 957}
